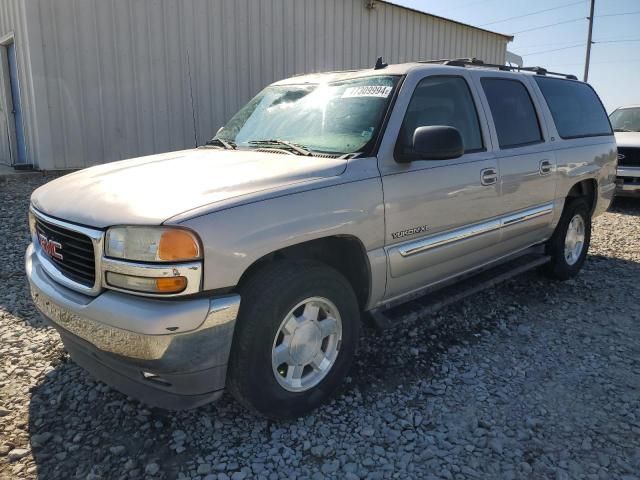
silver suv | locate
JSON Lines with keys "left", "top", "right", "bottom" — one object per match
{"left": 26, "top": 59, "right": 617, "bottom": 419}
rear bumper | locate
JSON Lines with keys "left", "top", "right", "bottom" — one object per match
{"left": 616, "top": 166, "right": 640, "bottom": 197}
{"left": 26, "top": 243, "right": 241, "bottom": 409}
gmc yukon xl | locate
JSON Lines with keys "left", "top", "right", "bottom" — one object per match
{"left": 26, "top": 59, "right": 617, "bottom": 419}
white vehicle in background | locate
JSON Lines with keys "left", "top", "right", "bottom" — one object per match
{"left": 610, "top": 106, "right": 640, "bottom": 197}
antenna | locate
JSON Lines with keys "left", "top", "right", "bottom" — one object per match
{"left": 374, "top": 57, "right": 388, "bottom": 70}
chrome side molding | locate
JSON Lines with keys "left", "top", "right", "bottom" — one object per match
{"left": 500, "top": 203, "right": 553, "bottom": 228}
{"left": 400, "top": 220, "right": 500, "bottom": 257}
{"left": 398, "top": 203, "right": 553, "bottom": 258}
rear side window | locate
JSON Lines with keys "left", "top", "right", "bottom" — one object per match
{"left": 399, "top": 76, "right": 484, "bottom": 153}
{"left": 481, "top": 78, "right": 542, "bottom": 149}
{"left": 534, "top": 77, "right": 612, "bottom": 139}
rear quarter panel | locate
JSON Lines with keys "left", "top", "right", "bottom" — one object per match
{"left": 554, "top": 137, "right": 617, "bottom": 217}
{"left": 527, "top": 77, "right": 617, "bottom": 218}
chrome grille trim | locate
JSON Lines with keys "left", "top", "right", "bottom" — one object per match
{"left": 617, "top": 147, "right": 640, "bottom": 167}
{"left": 30, "top": 207, "right": 104, "bottom": 296}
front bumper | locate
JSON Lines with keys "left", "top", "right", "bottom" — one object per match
{"left": 26, "top": 244, "right": 240, "bottom": 409}
{"left": 616, "top": 167, "right": 640, "bottom": 197}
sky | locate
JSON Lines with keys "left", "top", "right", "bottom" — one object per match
{"left": 390, "top": 0, "right": 640, "bottom": 112}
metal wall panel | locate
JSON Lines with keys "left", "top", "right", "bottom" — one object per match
{"left": 0, "top": 0, "right": 510, "bottom": 169}
{"left": 0, "top": 0, "right": 40, "bottom": 166}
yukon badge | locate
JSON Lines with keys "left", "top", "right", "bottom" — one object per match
{"left": 391, "top": 225, "right": 429, "bottom": 240}
{"left": 38, "top": 233, "right": 63, "bottom": 260}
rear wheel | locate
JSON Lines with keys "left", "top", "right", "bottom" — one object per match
{"left": 227, "top": 260, "right": 360, "bottom": 419}
{"left": 544, "top": 197, "right": 591, "bottom": 280}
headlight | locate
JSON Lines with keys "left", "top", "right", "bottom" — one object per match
{"left": 105, "top": 226, "right": 201, "bottom": 262}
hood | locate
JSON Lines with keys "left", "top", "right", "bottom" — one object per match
{"left": 31, "top": 148, "right": 347, "bottom": 228}
{"left": 615, "top": 131, "right": 640, "bottom": 148}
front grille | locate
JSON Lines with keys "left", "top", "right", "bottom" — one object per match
{"left": 618, "top": 147, "right": 640, "bottom": 167}
{"left": 34, "top": 216, "right": 96, "bottom": 287}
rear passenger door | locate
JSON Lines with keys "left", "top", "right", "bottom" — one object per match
{"left": 473, "top": 73, "right": 558, "bottom": 251}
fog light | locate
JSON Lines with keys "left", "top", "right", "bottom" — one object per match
{"left": 106, "top": 272, "right": 187, "bottom": 294}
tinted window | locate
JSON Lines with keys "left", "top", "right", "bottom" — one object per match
{"left": 399, "top": 76, "right": 483, "bottom": 153}
{"left": 481, "top": 78, "right": 542, "bottom": 148}
{"left": 534, "top": 77, "right": 612, "bottom": 139}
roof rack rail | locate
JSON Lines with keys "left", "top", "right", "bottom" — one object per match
{"left": 417, "top": 58, "right": 578, "bottom": 80}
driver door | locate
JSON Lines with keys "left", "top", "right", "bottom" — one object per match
{"left": 378, "top": 70, "right": 503, "bottom": 301}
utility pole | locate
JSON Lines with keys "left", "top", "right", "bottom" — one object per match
{"left": 583, "top": 0, "right": 595, "bottom": 82}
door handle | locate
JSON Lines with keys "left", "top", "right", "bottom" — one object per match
{"left": 480, "top": 168, "right": 498, "bottom": 186}
{"left": 539, "top": 160, "right": 552, "bottom": 175}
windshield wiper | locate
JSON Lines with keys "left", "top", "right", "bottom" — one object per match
{"left": 248, "top": 139, "right": 312, "bottom": 156}
{"left": 613, "top": 128, "right": 633, "bottom": 132}
{"left": 205, "top": 138, "right": 236, "bottom": 149}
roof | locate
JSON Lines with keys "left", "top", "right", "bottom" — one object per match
{"left": 273, "top": 62, "right": 421, "bottom": 85}
{"left": 379, "top": 0, "right": 514, "bottom": 41}
{"left": 273, "top": 60, "right": 577, "bottom": 85}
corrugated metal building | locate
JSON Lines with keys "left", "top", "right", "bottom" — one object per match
{"left": 0, "top": 0, "right": 511, "bottom": 170}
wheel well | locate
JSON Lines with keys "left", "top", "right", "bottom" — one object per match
{"left": 567, "top": 179, "right": 597, "bottom": 214}
{"left": 236, "top": 236, "right": 371, "bottom": 309}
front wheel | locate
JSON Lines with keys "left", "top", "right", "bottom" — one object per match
{"left": 227, "top": 260, "right": 360, "bottom": 419}
{"left": 544, "top": 197, "right": 592, "bottom": 280}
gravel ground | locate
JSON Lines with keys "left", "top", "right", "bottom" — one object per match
{"left": 1, "top": 174, "right": 639, "bottom": 480}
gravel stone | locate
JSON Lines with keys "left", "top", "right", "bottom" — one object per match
{"left": 7, "top": 449, "right": 29, "bottom": 462}
{"left": 30, "top": 432, "right": 52, "bottom": 447}
{"left": 108, "top": 445, "right": 126, "bottom": 456}
{"left": 320, "top": 460, "right": 339, "bottom": 474}
{"left": 1, "top": 177, "right": 640, "bottom": 480}
{"left": 144, "top": 463, "right": 160, "bottom": 475}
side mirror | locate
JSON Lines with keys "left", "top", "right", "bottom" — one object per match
{"left": 397, "top": 125, "right": 464, "bottom": 162}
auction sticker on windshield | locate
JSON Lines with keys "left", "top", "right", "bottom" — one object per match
{"left": 342, "top": 86, "right": 392, "bottom": 98}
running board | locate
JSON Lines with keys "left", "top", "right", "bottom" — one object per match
{"left": 367, "top": 252, "right": 551, "bottom": 330}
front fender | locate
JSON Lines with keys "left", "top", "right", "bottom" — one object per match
{"left": 177, "top": 178, "right": 385, "bottom": 291}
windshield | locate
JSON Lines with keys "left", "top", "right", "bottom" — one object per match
{"left": 610, "top": 107, "right": 640, "bottom": 132}
{"left": 214, "top": 75, "right": 400, "bottom": 155}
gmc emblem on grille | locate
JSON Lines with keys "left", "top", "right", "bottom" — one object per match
{"left": 38, "top": 233, "right": 63, "bottom": 261}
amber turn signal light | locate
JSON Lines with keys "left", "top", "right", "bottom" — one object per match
{"left": 158, "top": 229, "right": 200, "bottom": 261}
{"left": 155, "top": 276, "right": 188, "bottom": 293}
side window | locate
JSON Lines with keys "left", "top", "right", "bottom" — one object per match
{"left": 399, "top": 76, "right": 484, "bottom": 153}
{"left": 534, "top": 77, "right": 612, "bottom": 139}
{"left": 481, "top": 78, "right": 543, "bottom": 149}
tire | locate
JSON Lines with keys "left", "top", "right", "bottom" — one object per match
{"left": 544, "top": 197, "right": 592, "bottom": 280}
{"left": 227, "top": 260, "right": 361, "bottom": 419}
